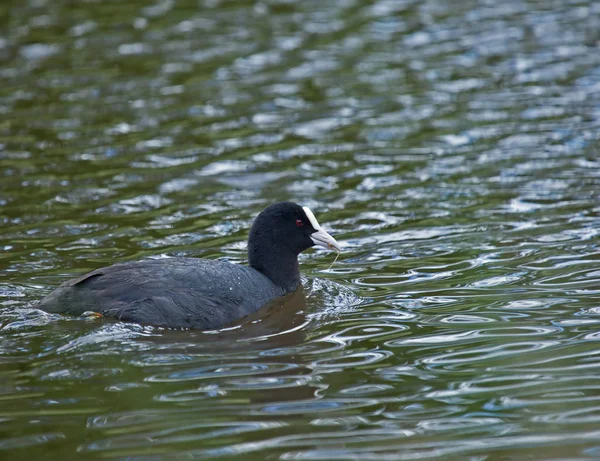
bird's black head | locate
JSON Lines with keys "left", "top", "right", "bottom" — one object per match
{"left": 248, "top": 201, "right": 340, "bottom": 291}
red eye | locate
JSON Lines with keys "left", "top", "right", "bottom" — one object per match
{"left": 296, "top": 219, "right": 304, "bottom": 227}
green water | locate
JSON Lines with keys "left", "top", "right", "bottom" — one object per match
{"left": 2, "top": 0, "right": 600, "bottom": 459}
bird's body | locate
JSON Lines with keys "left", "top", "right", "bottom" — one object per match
{"left": 38, "top": 258, "right": 286, "bottom": 329}
{"left": 37, "top": 202, "right": 341, "bottom": 330}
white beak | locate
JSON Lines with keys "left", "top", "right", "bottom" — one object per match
{"left": 310, "top": 228, "right": 341, "bottom": 252}
{"left": 302, "top": 206, "right": 341, "bottom": 252}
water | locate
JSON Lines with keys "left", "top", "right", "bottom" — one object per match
{"left": 2, "top": 0, "right": 600, "bottom": 459}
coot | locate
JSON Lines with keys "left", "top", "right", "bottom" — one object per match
{"left": 37, "top": 201, "right": 341, "bottom": 329}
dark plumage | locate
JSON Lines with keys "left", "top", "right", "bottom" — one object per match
{"left": 37, "top": 201, "right": 341, "bottom": 329}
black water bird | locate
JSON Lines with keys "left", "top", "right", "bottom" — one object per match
{"left": 37, "top": 201, "right": 341, "bottom": 329}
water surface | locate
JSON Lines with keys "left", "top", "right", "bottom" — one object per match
{"left": 2, "top": 0, "right": 600, "bottom": 459}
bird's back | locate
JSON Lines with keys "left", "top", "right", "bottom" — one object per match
{"left": 38, "top": 258, "right": 286, "bottom": 329}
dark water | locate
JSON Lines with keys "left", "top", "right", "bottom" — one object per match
{"left": 2, "top": 0, "right": 600, "bottom": 459}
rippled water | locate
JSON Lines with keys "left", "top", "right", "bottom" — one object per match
{"left": 2, "top": 0, "right": 600, "bottom": 459}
